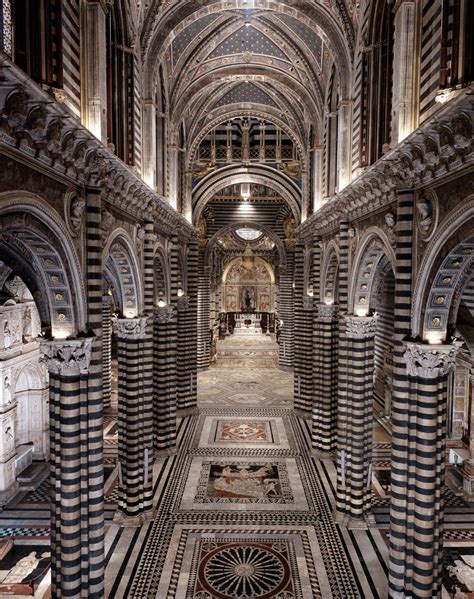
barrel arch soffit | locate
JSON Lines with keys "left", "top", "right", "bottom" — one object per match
{"left": 0, "top": 191, "right": 87, "bottom": 334}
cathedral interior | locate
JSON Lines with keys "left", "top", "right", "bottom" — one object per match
{"left": 0, "top": 1, "right": 473, "bottom": 597}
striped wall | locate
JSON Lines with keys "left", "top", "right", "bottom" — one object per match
{"left": 373, "top": 268, "right": 395, "bottom": 416}
{"left": 132, "top": 51, "right": 142, "bottom": 170}
{"left": 419, "top": 0, "right": 443, "bottom": 122}
{"left": 293, "top": 244, "right": 314, "bottom": 414}
{"left": 278, "top": 251, "right": 295, "bottom": 369}
{"left": 177, "top": 241, "right": 198, "bottom": 411}
{"left": 102, "top": 296, "right": 113, "bottom": 410}
{"left": 61, "top": 0, "right": 81, "bottom": 117}
{"left": 197, "top": 256, "right": 211, "bottom": 369}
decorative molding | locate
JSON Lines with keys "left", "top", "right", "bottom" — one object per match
{"left": 297, "top": 90, "right": 474, "bottom": 238}
{"left": 113, "top": 317, "right": 148, "bottom": 339}
{"left": 343, "top": 315, "right": 377, "bottom": 339}
{"left": 154, "top": 306, "right": 175, "bottom": 324}
{"left": 404, "top": 341, "right": 461, "bottom": 379}
{"left": 39, "top": 338, "right": 93, "bottom": 376}
{"left": 0, "top": 57, "right": 196, "bottom": 239}
{"left": 317, "top": 304, "right": 339, "bottom": 322}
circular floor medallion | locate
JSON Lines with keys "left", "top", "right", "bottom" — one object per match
{"left": 199, "top": 542, "right": 290, "bottom": 598}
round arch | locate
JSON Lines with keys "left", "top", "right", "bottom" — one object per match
{"left": 103, "top": 229, "right": 143, "bottom": 318}
{"left": 153, "top": 244, "right": 171, "bottom": 305}
{"left": 188, "top": 110, "right": 305, "bottom": 168}
{"left": 204, "top": 221, "right": 287, "bottom": 272}
{"left": 348, "top": 228, "right": 396, "bottom": 315}
{"left": 222, "top": 255, "right": 275, "bottom": 285}
{"left": 142, "top": 0, "right": 352, "bottom": 99}
{"left": 0, "top": 191, "right": 86, "bottom": 337}
{"left": 412, "top": 197, "right": 474, "bottom": 339}
{"left": 320, "top": 242, "right": 340, "bottom": 304}
{"left": 192, "top": 164, "right": 302, "bottom": 226}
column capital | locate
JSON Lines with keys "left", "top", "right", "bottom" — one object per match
{"left": 317, "top": 304, "right": 339, "bottom": 322}
{"left": 343, "top": 315, "right": 377, "bottom": 339}
{"left": 154, "top": 306, "right": 175, "bottom": 324}
{"left": 404, "top": 341, "right": 461, "bottom": 379}
{"left": 40, "top": 338, "right": 93, "bottom": 376}
{"left": 303, "top": 296, "right": 314, "bottom": 311}
{"left": 177, "top": 296, "right": 190, "bottom": 312}
{"left": 113, "top": 317, "right": 148, "bottom": 339}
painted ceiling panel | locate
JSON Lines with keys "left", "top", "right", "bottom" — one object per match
{"left": 214, "top": 83, "right": 279, "bottom": 109}
{"left": 208, "top": 25, "right": 288, "bottom": 61}
{"left": 172, "top": 14, "right": 220, "bottom": 65}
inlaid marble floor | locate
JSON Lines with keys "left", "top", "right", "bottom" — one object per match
{"left": 104, "top": 336, "right": 391, "bottom": 598}
{"left": 0, "top": 335, "right": 471, "bottom": 597}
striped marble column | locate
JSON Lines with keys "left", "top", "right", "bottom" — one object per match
{"left": 83, "top": 188, "right": 105, "bottom": 596}
{"left": 278, "top": 251, "right": 295, "bottom": 369}
{"left": 312, "top": 304, "right": 339, "bottom": 454}
{"left": 197, "top": 258, "right": 211, "bottom": 370}
{"left": 335, "top": 315, "right": 377, "bottom": 528}
{"left": 387, "top": 188, "right": 417, "bottom": 596}
{"left": 388, "top": 342, "right": 460, "bottom": 598}
{"left": 142, "top": 222, "right": 156, "bottom": 488}
{"left": 114, "top": 317, "right": 154, "bottom": 525}
{"left": 177, "top": 238, "right": 198, "bottom": 412}
{"left": 338, "top": 222, "right": 350, "bottom": 312}
{"left": 41, "top": 337, "right": 94, "bottom": 598}
{"left": 294, "top": 244, "right": 314, "bottom": 416}
{"left": 102, "top": 295, "right": 113, "bottom": 410}
{"left": 153, "top": 306, "right": 177, "bottom": 452}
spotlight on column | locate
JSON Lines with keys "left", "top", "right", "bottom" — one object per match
{"left": 355, "top": 307, "right": 368, "bottom": 317}
{"left": 157, "top": 292, "right": 166, "bottom": 308}
{"left": 426, "top": 332, "right": 444, "bottom": 345}
{"left": 307, "top": 284, "right": 314, "bottom": 297}
{"left": 177, "top": 287, "right": 184, "bottom": 298}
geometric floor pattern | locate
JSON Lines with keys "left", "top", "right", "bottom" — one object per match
{"left": 105, "top": 337, "right": 390, "bottom": 598}
{"left": 0, "top": 335, "right": 471, "bottom": 596}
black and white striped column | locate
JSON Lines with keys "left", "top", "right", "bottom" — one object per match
{"left": 278, "top": 252, "right": 295, "bottom": 370}
{"left": 294, "top": 244, "right": 314, "bottom": 416}
{"left": 312, "top": 304, "right": 339, "bottom": 454}
{"left": 102, "top": 295, "right": 113, "bottom": 410}
{"left": 197, "top": 258, "right": 211, "bottom": 370}
{"left": 153, "top": 306, "right": 177, "bottom": 452}
{"left": 177, "top": 238, "right": 198, "bottom": 412}
{"left": 153, "top": 235, "right": 180, "bottom": 451}
{"left": 388, "top": 341, "right": 460, "bottom": 598}
{"left": 335, "top": 315, "right": 377, "bottom": 528}
{"left": 114, "top": 317, "right": 154, "bottom": 525}
{"left": 41, "top": 337, "right": 95, "bottom": 598}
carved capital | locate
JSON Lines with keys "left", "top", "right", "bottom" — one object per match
{"left": 113, "top": 317, "right": 148, "bottom": 339}
{"left": 154, "top": 306, "right": 175, "bottom": 324}
{"left": 177, "top": 296, "right": 190, "bottom": 312}
{"left": 317, "top": 304, "right": 340, "bottom": 322}
{"left": 404, "top": 341, "right": 461, "bottom": 379}
{"left": 40, "top": 338, "right": 93, "bottom": 376}
{"left": 344, "top": 315, "right": 377, "bottom": 339}
{"left": 303, "top": 296, "right": 314, "bottom": 311}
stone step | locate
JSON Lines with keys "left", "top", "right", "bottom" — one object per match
{"left": 17, "top": 462, "right": 49, "bottom": 491}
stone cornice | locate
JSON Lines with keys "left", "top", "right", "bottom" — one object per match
{"left": 297, "top": 88, "right": 474, "bottom": 240}
{"left": 404, "top": 341, "right": 461, "bottom": 379}
{"left": 0, "top": 56, "right": 197, "bottom": 241}
{"left": 39, "top": 337, "right": 93, "bottom": 376}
